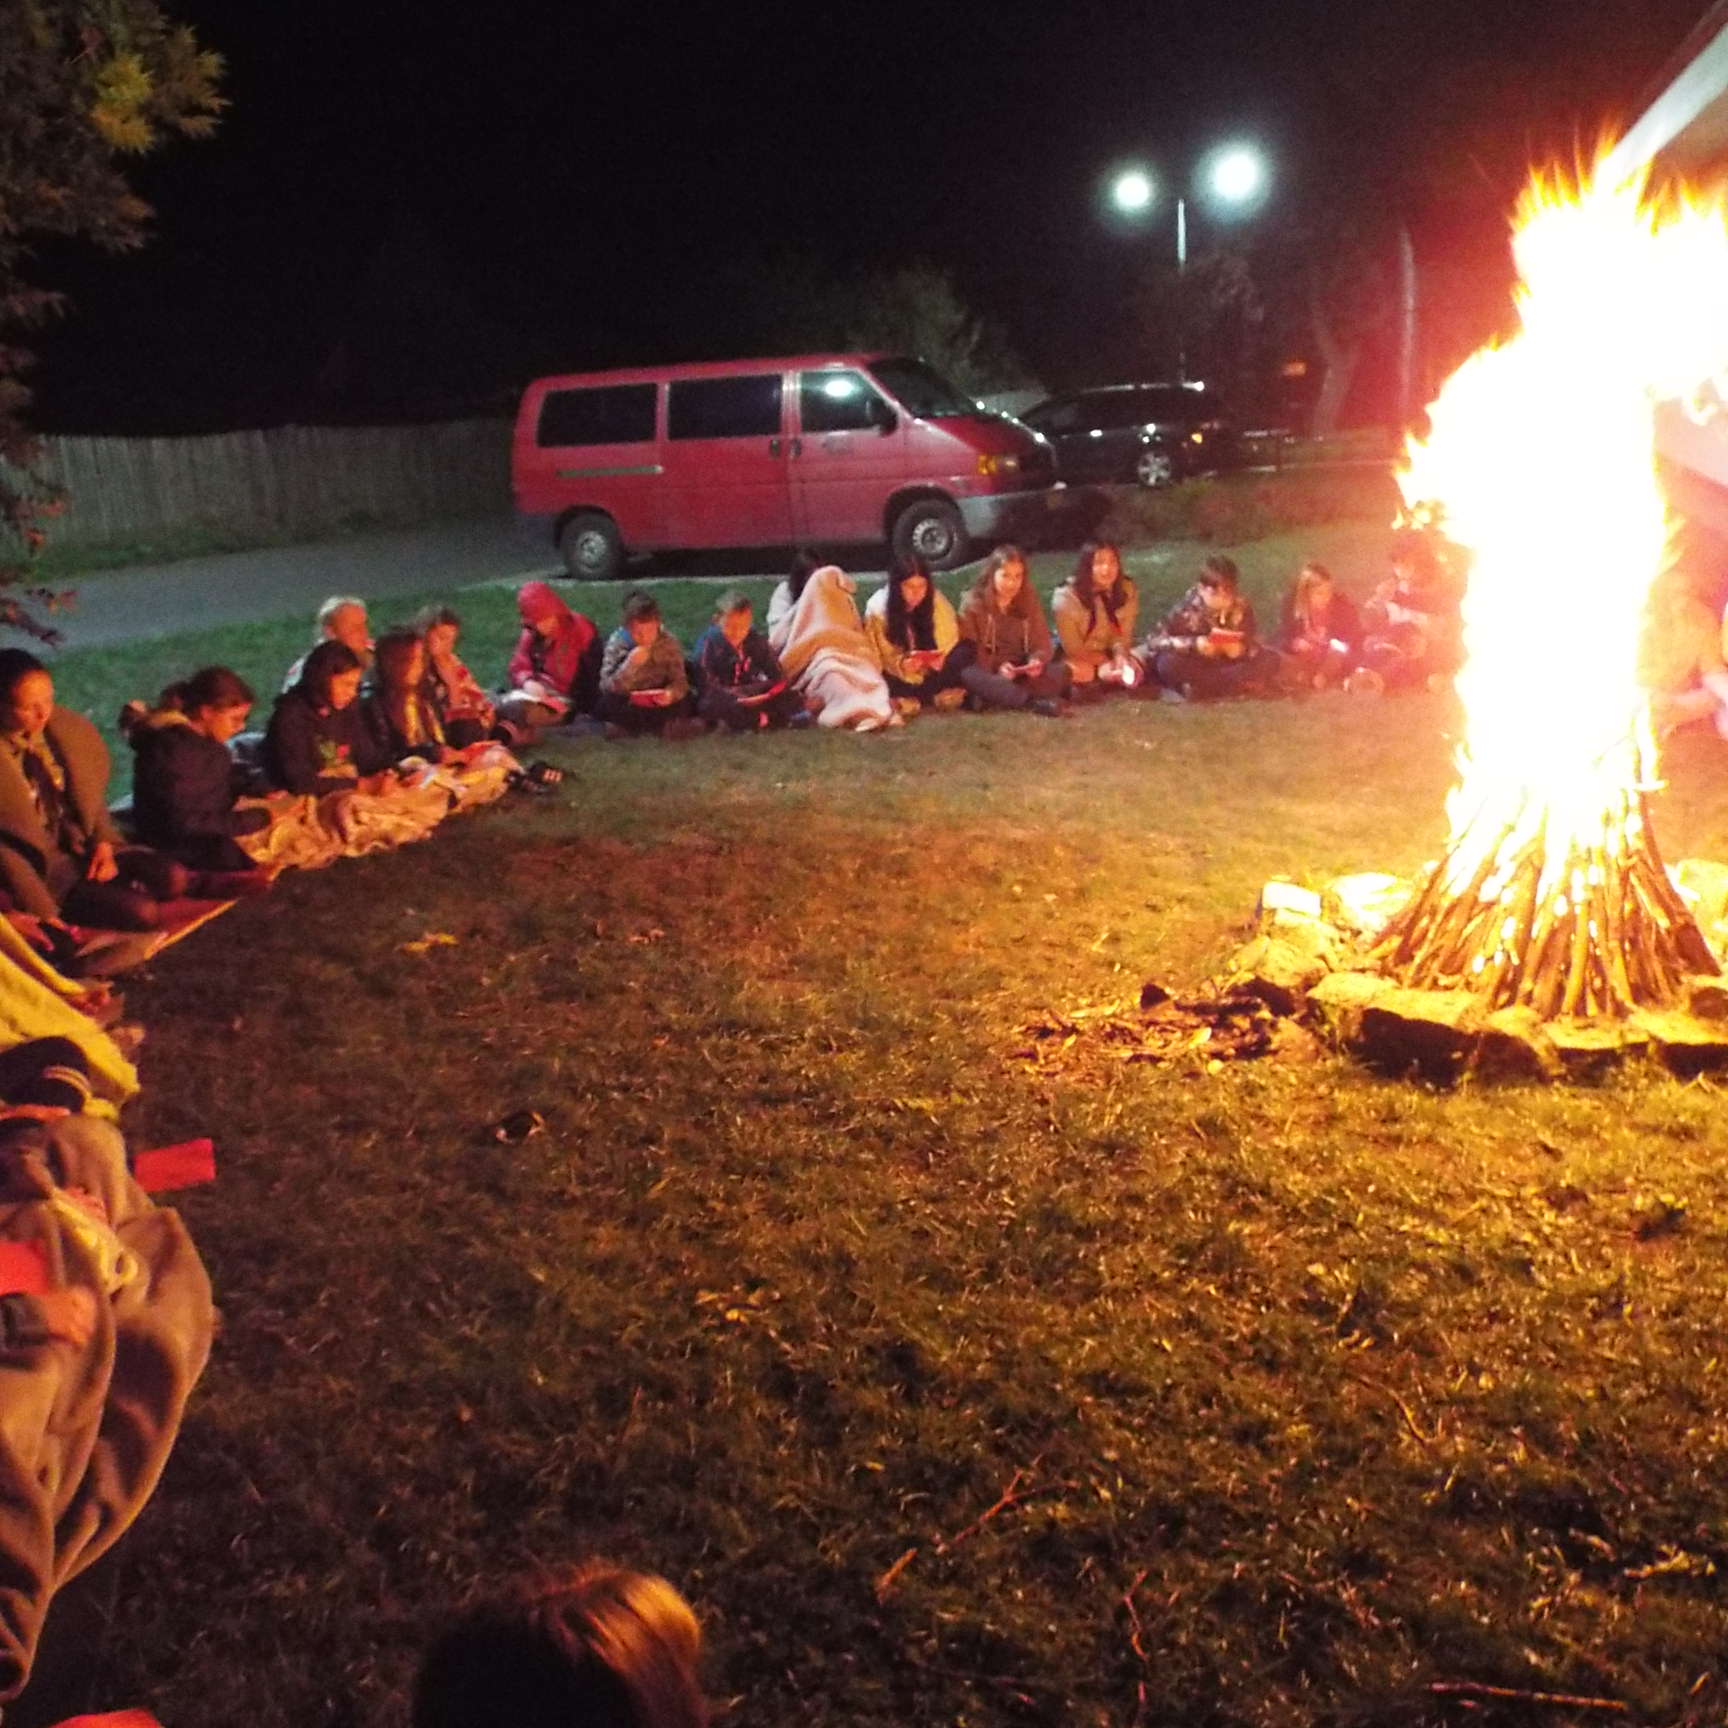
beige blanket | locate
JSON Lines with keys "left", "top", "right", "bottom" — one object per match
{"left": 768, "top": 566, "right": 898, "bottom": 731}
{"left": 0, "top": 1118, "right": 213, "bottom": 1698}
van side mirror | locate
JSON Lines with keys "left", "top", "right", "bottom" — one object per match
{"left": 867, "top": 398, "right": 898, "bottom": 434}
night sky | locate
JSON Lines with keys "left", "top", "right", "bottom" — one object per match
{"left": 26, "top": 0, "right": 1715, "bottom": 432}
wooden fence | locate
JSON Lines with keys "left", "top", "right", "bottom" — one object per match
{"left": 18, "top": 418, "right": 511, "bottom": 551}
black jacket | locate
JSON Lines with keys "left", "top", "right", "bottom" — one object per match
{"left": 263, "top": 690, "right": 387, "bottom": 796}
{"left": 130, "top": 719, "right": 268, "bottom": 871}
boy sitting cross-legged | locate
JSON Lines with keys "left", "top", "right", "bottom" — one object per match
{"left": 690, "top": 591, "right": 810, "bottom": 732}
{"left": 597, "top": 593, "right": 703, "bottom": 740}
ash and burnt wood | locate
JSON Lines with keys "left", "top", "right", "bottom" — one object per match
{"left": 1371, "top": 789, "right": 1720, "bottom": 1019}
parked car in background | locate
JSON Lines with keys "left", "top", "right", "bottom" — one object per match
{"left": 513, "top": 353, "right": 1059, "bottom": 578}
{"left": 1020, "top": 381, "right": 1240, "bottom": 488}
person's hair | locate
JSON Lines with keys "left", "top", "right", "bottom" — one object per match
{"left": 1299, "top": 559, "right": 1334, "bottom": 628}
{"left": 968, "top": 544, "right": 1033, "bottom": 617}
{"left": 372, "top": 628, "right": 425, "bottom": 691}
{"left": 0, "top": 649, "right": 48, "bottom": 705}
{"left": 1071, "top": 541, "right": 1129, "bottom": 631}
{"left": 412, "top": 1563, "right": 706, "bottom": 1728}
{"left": 712, "top": 589, "right": 752, "bottom": 621}
{"left": 1199, "top": 555, "right": 1240, "bottom": 592}
{"left": 787, "top": 549, "right": 823, "bottom": 605}
{"left": 296, "top": 639, "right": 363, "bottom": 706}
{"left": 416, "top": 604, "right": 463, "bottom": 637}
{"left": 622, "top": 591, "right": 661, "bottom": 626}
{"left": 159, "top": 666, "right": 254, "bottom": 716}
{"left": 316, "top": 595, "right": 367, "bottom": 639}
{"left": 884, "top": 555, "right": 937, "bottom": 651}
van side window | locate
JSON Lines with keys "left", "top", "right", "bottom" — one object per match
{"left": 667, "top": 375, "right": 782, "bottom": 440}
{"left": 800, "top": 370, "right": 888, "bottom": 434}
{"left": 537, "top": 384, "right": 657, "bottom": 447}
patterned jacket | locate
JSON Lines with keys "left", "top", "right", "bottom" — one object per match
{"left": 599, "top": 628, "right": 690, "bottom": 699}
{"left": 1143, "top": 584, "right": 1259, "bottom": 656}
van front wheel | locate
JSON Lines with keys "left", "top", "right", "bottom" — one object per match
{"left": 891, "top": 499, "right": 967, "bottom": 571}
{"left": 558, "top": 512, "right": 624, "bottom": 581}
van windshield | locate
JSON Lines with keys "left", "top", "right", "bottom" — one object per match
{"left": 868, "top": 357, "right": 978, "bottom": 420}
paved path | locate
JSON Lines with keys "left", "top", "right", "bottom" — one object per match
{"left": 47, "top": 516, "right": 562, "bottom": 651}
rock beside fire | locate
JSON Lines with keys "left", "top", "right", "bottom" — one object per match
{"left": 1030, "top": 867, "right": 1728, "bottom": 1085}
{"left": 1221, "top": 873, "right": 1728, "bottom": 1083}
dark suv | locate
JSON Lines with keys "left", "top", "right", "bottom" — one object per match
{"left": 1020, "top": 382, "right": 1239, "bottom": 488}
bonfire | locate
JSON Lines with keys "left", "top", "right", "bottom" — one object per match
{"left": 1368, "top": 159, "right": 1728, "bottom": 1023}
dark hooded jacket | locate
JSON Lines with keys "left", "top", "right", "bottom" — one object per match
{"left": 129, "top": 711, "right": 268, "bottom": 871}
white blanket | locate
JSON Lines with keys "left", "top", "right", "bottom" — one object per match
{"left": 768, "top": 567, "right": 898, "bottom": 731}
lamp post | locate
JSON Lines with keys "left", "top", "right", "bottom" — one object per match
{"left": 1108, "top": 144, "right": 1269, "bottom": 379}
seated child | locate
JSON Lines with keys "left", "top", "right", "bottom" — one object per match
{"left": 498, "top": 582, "right": 602, "bottom": 744}
{"left": 690, "top": 591, "right": 806, "bottom": 731}
{"left": 0, "top": 650, "right": 188, "bottom": 934}
{"left": 1278, "top": 561, "right": 1361, "bottom": 691}
{"left": 365, "top": 630, "right": 526, "bottom": 806}
{"left": 125, "top": 667, "right": 280, "bottom": 889}
{"left": 281, "top": 595, "right": 373, "bottom": 693}
{"left": 772, "top": 564, "right": 900, "bottom": 731}
{"left": 413, "top": 1562, "right": 707, "bottom": 1728}
{"left": 597, "top": 593, "right": 701, "bottom": 739}
{"left": 956, "top": 545, "right": 1073, "bottom": 715}
{"left": 264, "top": 642, "right": 452, "bottom": 857}
{"left": 1052, "top": 541, "right": 1140, "bottom": 693}
{"left": 1348, "top": 531, "right": 1464, "bottom": 694}
{"left": 1137, "top": 555, "right": 1276, "bottom": 700}
{"left": 864, "top": 556, "right": 971, "bottom": 715}
{"left": 264, "top": 641, "right": 388, "bottom": 795}
{"left": 364, "top": 629, "right": 458, "bottom": 768}
{"left": 417, "top": 605, "right": 499, "bottom": 748}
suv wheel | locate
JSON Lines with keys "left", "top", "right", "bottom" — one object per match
{"left": 558, "top": 511, "right": 624, "bottom": 580}
{"left": 1134, "top": 447, "right": 1176, "bottom": 489}
{"left": 891, "top": 498, "right": 967, "bottom": 570}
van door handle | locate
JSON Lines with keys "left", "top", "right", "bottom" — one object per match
{"left": 769, "top": 437, "right": 782, "bottom": 457}
{"left": 790, "top": 437, "right": 803, "bottom": 458}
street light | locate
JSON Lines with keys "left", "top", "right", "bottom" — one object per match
{"left": 1109, "top": 143, "right": 1269, "bottom": 271}
{"left": 1107, "top": 144, "right": 1271, "bottom": 377}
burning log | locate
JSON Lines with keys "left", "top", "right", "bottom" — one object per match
{"left": 1371, "top": 762, "right": 1719, "bottom": 1020}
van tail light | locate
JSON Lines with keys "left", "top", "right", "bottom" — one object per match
{"left": 976, "top": 452, "right": 1022, "bottom": 477}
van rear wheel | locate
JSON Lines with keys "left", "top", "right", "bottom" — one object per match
{"left": 891, "top": 498, "right": 967, "bottom": 570}
{"left": 558, "top": 512, "right": 624, "bottom": 581}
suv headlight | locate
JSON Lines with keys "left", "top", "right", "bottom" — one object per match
{"left": 977, "top": 453, "right": 1022, "bottom": 476}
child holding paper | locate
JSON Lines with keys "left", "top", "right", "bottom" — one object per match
{"left": 1138, "top": 555, "right": 1276, "bottom": 700}
{"left": 691, "top": 592, "right": 806, "bottom": 731}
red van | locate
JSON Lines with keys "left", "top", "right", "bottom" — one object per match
{"left": 512, "top": 353, "right": 1058, "bottom": 578}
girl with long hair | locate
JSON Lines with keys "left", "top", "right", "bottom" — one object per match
{"left": 1051, "top": 541, "right": 1139, "bottom": 692}
{"left": 955, "top": 544, "right": 1071, "bottom": 716}
{"left": 1277, "top": 561, "right": 1360, "bottom": 691}
{"left": 863, "top": 555, "right": 971, "bottom": 715}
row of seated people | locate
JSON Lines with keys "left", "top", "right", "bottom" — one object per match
{"left": 460, "top": 532, "right": 1472, "bottom": 743}
{"left": 0, "top": 534, "right": 1470, "bottom": 958}
{"left": 0, "top": 625, "right": 537, "bottom": 970}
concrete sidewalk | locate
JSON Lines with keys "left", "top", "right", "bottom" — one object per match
{"left": 44, "top": 516, "right": 561, "bottom": 651}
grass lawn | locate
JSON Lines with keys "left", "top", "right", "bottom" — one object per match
{"left": 25, "top": 519, "right": 1728, "bottom": 1727}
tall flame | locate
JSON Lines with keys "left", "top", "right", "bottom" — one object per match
{"left": 1375, "top": 155, "right": 1728, "bottom": 1017}
{"left": 1401, "top": 159, "right": 1728, "bottom": 892}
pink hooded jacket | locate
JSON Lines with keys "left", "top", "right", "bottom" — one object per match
{"left": 507, "top": 582, "right": 600, "bottom": 702}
